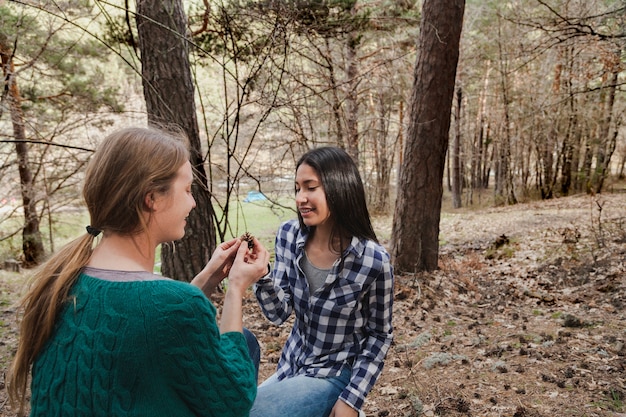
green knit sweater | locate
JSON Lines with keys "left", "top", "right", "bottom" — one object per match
{"left": 30, "top": 272, "right": 256, "bottom": 417}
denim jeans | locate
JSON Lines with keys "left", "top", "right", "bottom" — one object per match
{"left": 249, "top": 366, "right": 352, "bottom": 417}
{"left": 243, "top": 328, "right": 261, "bottom": 382}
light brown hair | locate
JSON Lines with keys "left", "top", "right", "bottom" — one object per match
{"left": 7, "top": 126, "right": 190, "bottom": 413}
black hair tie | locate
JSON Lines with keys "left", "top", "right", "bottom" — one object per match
{"left": 86, "top": 225, "right": 102, "bottom": 237}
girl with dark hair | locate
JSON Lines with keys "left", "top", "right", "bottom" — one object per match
{"left": 251, "top": 147, "right": 394, "bottom": 417}
{"left": 8, "top": 126, "right": 269, "bottom": 417}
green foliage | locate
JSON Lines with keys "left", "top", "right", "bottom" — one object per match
{"left": 592, "top": 388, "right": 625, "bottom": 412}
{"left": 252, "top": 0, "right": 368, "bottom": 37}
{"left": 101, "top": 14, "right": 137, "bottom": 48}
{"left": 190, "top": 0, "right": 377, "bottom": 63}
{"left": 189, "top": 1, "right": 277, "bottom": 61}
{"left": 0, "top": 1, "right": 130, "bottom": 264}
{"left": 2, "top": 2, "right": 125, "bottom": 115}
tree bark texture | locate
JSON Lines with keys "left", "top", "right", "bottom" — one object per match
{"left": 391, "top": 0, "right": 465, "bottom": 273}
{"left": 371, "top": 92, "right": 393, "bottom": 214}
{"left": 0, "top": 36, "right": 45, "bottom": 266}
{"left": 452, "top": 86, "right": 462, "bottom": 209}
{"left": 592, "top": 65, "right": 619, "bottom": 193}
{"left": 495, "top": 22, "right": 517, "bottom": 206}
{"left": 324, "top": 38, "right": 345, "bottom": 148}
{"left": 136, "top": 0, "right": 216, "bottom": 281}
{"left": 345, "top": 31, "right": 360, "bottom": 164}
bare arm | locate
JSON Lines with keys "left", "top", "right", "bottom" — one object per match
{"left": 219, "top": 237, "right": 270, "bottom": 334}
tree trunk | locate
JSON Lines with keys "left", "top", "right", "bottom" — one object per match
{"left": 474, "top": 64, "right": 490, "bottom": 193}
{"left": 495, "top": 20, "right": 517, "bottom": 206}
{"left": 558, "top": 45, "right": 576, "bottom": 196}
{"left": 136, "top": 0, "right": 216, "bottom": 281}
{"left": 592, "top": 67, "right": 619, "bottom": 193}
{"left": 345, "top": 31, "right": 360, "bottom": 164}
{"left": 324, "top": 38, "right": 345, "bottom": 148}
{"left": 371, "top": 91, "right": 393, "bottom": 214}
{"left": 452, "top": 87, "right": 462, "bottom": 209}
{"left": 483, "top": 128, "right": 493, "bottom": 189}
{"left": 391, "top": 0, "right": 465, "bottom": 273}
{"left": 0, "top": 36, "right": 45, "bottom": 266}
{"left": 580, "top": 133, "right": 593, "bottom": 193}
{"left": 560, "top": 94, "right": 577, "bottom": 196}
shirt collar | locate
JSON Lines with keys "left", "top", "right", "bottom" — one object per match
{"left": 296, "top": 225, "right": 365, "bottom": 258}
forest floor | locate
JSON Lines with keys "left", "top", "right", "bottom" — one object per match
{"left": 1, "top": 193, "right": 625, "bottom": 416}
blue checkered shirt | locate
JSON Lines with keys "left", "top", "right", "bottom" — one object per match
{"left": 254, "top": 219, "right": 394, "bottom": 410}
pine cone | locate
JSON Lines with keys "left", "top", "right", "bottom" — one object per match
{"left": 241, "top": 232, "right": 254, "bottom": 249}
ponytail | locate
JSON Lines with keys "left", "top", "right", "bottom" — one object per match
{"left": 7, "top": 233, "right": 96, "bottom": 414}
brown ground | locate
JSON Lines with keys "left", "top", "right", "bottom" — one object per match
{"left": 1, "top": 193, "right": 625, "bottom": 416}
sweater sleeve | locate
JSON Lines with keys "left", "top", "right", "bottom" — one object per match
{"left": 151, "top": 282, "right": 257, "bottom": 417}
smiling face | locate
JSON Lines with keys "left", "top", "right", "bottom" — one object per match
{"left": 295, "top": 162, "right": 332, "bottom": 230}
{"left": 149, "top": 160, "right": 196, "bottom": 243}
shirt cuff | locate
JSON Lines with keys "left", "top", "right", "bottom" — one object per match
{"left": 254, "top": 273, "right": 273, "bottom": 289}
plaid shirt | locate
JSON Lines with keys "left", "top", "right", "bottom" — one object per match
{"left": 254, "top": 219, "right": 394, "bottom": 410}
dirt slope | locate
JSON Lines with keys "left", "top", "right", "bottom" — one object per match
{"left": 247, "top": 193, "right": 626, "bottom": 417}
{"left": 1, "top": 193, "right": 625, "bottom": 417}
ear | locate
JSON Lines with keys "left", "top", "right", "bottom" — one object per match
{"left": 144, "top": 193, "right": 155, "bottom": 211}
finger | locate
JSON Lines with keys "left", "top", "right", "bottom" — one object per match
{"left": 235, "top": 238, "right": 252, "bottom": 259}
{"left": 258, "top": 245, "right": 270, "bottom": 265}
{"left": 220, "top": 237, "right": 241, "bottom": 250}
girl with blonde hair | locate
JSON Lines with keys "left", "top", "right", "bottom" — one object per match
{"left": 8, "top": 126, "right": 269, "bottom": 417}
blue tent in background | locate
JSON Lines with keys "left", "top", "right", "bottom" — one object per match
{"left": 243, "top": 191, "right": 267, "bottom": 202}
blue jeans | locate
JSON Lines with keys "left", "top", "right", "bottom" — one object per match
{"left": 243, "top": 328, "right": 260, "bottom": 382}
{"left": 249, "top": 366, "right": 352, "bottom": 417}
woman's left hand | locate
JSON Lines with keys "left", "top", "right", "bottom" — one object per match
{"left": 329, "top": 400, "right": 359, "bottom": 417}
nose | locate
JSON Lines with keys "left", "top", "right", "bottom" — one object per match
{"left": 295, "top": 190, "right": 306, "bottom": 205}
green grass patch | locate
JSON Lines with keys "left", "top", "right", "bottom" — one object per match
{"left": 2, "top": 198, "right": 294, "bottom": 267}
{"left": 218, "top": 197, "right": 294, "bottom": 251}
{"left": 591, "top": 388, "right": 625, "bottom": 412}
{"left": 155, "top": 197, "right": 294, "bottom": 271}
{"left": 0, "top": 208, "right": 89, "bottom": 261}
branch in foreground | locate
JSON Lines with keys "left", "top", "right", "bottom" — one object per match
{"left": 0, "top": 140, "right": 93, "bottom": 153}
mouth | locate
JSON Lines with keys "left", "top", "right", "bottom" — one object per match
{"left": 299, "top": 207, "right": 314, "bottom": 215}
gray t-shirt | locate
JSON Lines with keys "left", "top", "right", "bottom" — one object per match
{"left": 299, "top": 252, "right": 330, "bottom": 294}
{"left": 82, "top": 266, "right": 169, "bottom": 282}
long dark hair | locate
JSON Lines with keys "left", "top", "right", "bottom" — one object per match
{"left": 296, "top": 146, "right": 378, "bottom": 248}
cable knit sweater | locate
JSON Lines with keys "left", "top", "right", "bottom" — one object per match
{"left": 29, "top": 270, "right": 256, "bottom": 417}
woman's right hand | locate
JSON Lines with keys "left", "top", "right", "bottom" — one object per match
{"left": 219, "top": 236, "right": 270, "bottom": 334}
{"left": 227, "top": 236, "right": 270, "bottom": 295}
